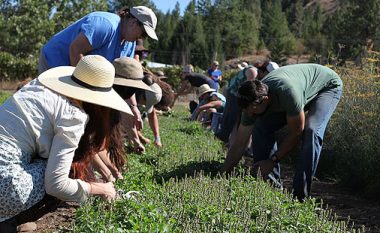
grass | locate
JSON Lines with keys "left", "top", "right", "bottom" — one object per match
{"left": 0, "top": 90, "right": 11, "bottom": 104}
{"left": 70, "top": 106, "right": 361, "bottom": 233}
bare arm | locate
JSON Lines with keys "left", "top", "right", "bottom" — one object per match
{"left": 276, "top": 111, "right": 305, "bottom": 160}
{"left": 222, "top": 123, "right": 254, "bottom": 172}
{"left": 126, "top": 94, "right": 143, "bottom": 130}
{"left": 98, "top": 150, "right": 123, "bottom": 180}
{"left": 121, "top": 112, "right": 145, "bottom": 154}
{"left": 253, "top": 111, "right": 305, "bottom": 178}
{"left": 91, "top": 152, "right": 115, "bottom": 182}
{"left": 193, "top": 100, "right": 223, "bottom": 119}
{"left": 69, "top": 32, "right": 93, "bottom": 66}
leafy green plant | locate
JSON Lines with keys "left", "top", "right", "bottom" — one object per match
{"left": 69, "top": 107, "right": 361, "bottom": 232}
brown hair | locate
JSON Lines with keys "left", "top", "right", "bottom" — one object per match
{"left": 237, "top": 80, "right": 269, "bottom": 109}
{"left": 117, "top": 7, "right": 131, "bottom": 18}
{"left": 144, "top": 71, "right": 175, "bottom": 110}
{"left": 70, "top": 103, "right": 126, "bottom": 181}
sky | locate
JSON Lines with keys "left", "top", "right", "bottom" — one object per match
{"left": 151, "top": 0, "right": 192, "bottom": 14}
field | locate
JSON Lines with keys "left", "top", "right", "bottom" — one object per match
{"left": 0, "top": 62, "right": 379, "bottom": 232}
{"left": 66, "top": 106, "right": 361, "bottom": 232}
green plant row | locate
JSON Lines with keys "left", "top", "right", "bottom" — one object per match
{"left": 70, "top": 106, "right": 360, "bottom": 233}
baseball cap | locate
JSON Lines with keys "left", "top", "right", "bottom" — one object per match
{"left": 130, "top": 6, "right": 158, "bottom": 40}
{"left": 266, "top": 61, "right": 280, "bottom": 72}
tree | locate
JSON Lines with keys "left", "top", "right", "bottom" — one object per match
{"left": 53, "top": 0, "right": 108, "bottom": 31}
{"left": 173, "top": 0, "right": 207, "bottom": 67}
{"left": 325, "top": 0, "right": 380, "bottom": 63}
{"left": 0, "top": 0, "right": 56, "bottom": 80}
{"left": 260, "top": 0, "right": 296, "bottom": 64}
{"left": 288, "top": 0, "right": 304, "bottom": 38}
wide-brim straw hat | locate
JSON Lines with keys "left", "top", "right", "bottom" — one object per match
{"left": 197, "top": 84, "right": 216, "bottom": 99}
{"left": 38, "top": 55, "right": 132, "bottom": 115}
{"left": 113, "top": 57, "right": 153, "bottom": 92}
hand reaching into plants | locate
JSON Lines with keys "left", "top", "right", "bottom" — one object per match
{"left": 134, "top": 142, "right": 146, "bottom": 154}
{"left": 89, "top": 182, "right": 117, "bottom": 201}
{"left": 252, "top": 159, "right": 276, "bottom": 179}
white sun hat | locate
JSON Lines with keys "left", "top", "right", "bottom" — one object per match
{"left": 266, "top": 61, "right": 280, "bottom": 72}
{"left": 197, "top": 84, "right": 216, "bottom": 99}
{"left": 130, "top": 6, "right": 158, "bottom": 40}
{"left": 38, "top": 55, "right": 132, "bottom": 115}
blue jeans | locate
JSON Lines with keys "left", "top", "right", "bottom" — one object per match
{"left": 251, "top": 87, "right": 342, "bottom": 200}
{"left": 215, "top": 90, "right": 240, "bottom": 142}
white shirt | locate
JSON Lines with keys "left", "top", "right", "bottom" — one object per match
{"left": 0, "top": 79, "right": 90, "bottom": 202}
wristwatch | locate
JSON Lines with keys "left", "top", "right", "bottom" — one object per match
{"left": 271, "top": 153, "right": 280, "bottom": 163}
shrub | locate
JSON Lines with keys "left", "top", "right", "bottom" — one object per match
{"left": 321, "top": 64, "right": 380, "bottom": 200}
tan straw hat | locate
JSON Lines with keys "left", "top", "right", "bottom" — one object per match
{"left": 38, "top": 55, "right": 132, "bottom": 115}
{"left": 130, "top": 6, "right": 158, "bottom": 40}
{"left": 197, "top": 84, "right": 216, "bottom": 99}
{"left": 113, "top": 57, "right": 153, "bottom": 91}
{"left": 155, "top": 70, "right": 167, "bottom": 79}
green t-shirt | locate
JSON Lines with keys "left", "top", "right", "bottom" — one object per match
{"left": 241, "top": 63, "right": 342, "bottom": 126}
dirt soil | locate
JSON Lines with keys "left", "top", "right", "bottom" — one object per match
{"left": 281, "top": 165, "right": 380, "bottom": 233}
{"left": 29, "top": 165, "right": 380, "bottom": 233}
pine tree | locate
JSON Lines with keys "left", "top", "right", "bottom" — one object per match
{"left": 325, "top": 0, "right": 380, "bottom": 62}
{"left": 0, "top": 0, "right": 56, "bottom": 80}
{"left": 261, "top": 0, "right": 296, "bottom": 64}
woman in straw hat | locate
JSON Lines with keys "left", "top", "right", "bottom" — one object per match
{"left": 192, "top": 84, "right": 226, "bottom": 123}
{"left": 70, "top": 57, "right": 154, "bottom": 184}
{"left": 0, "top": 55, "right": 132, "bottom": 231}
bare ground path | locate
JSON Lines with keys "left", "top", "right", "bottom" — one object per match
{"left": 281, "top": 164, "right": 380, "bottom": 233}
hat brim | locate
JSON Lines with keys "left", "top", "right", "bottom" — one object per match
{"left": 143, "top": 25, "right": 158, "bottom": 40}
{"left": 113, "top": 77, "right": 154, "bottom": 92}
{"left": 38, "top": 66, "right": 132, "bottom": 115}
{"left": 198, "top": 89, "right": 215, "bottom": 99}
